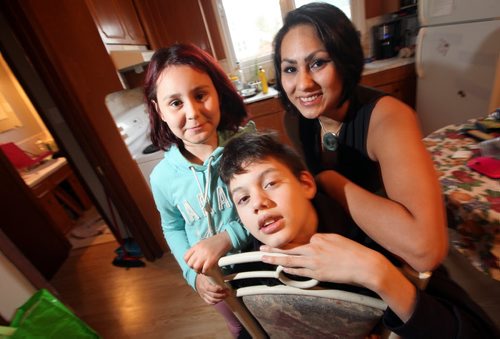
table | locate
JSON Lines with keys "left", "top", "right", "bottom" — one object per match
{"left": 423, "top": 121, "right": 499, "bottom": 281}
{"left": 21, "top": 157, "right": 93, "bottom": 234}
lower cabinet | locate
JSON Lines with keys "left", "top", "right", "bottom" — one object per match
{"left": 30, "top": 162, "right": 93, "bottom": 235}
{"left": 361, "top": 63, "right": 416, "bottom": 108}
{"left": 245, "top": 97, "right": 292, "bottom": 146}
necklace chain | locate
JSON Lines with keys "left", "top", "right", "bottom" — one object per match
{"left": 318, "top": 117, "right": 343, "bottom": 136}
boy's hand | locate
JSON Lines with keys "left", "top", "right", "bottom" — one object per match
{"left": 195, "top": 274, "right": 229, "bottom": 304}
{"left": 260, "top": 233, "right": 378, "bottom": 286}
{"left": 184, "top": 231, "right": 232, "bottom": 274}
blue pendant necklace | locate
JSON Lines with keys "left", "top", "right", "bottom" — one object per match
{"left": 318, "top": 117, "right": 343, "bottom": 152}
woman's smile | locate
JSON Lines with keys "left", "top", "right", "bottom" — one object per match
{"left": 299, "top": 93, "right": 322, "bottom": 106}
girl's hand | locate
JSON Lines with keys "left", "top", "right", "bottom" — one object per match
{"left": 260, "top": 233, "right": 378, "bottom": 287}
{"left": 195, "top": 274, "right": 228, "bottom": 304}
{"left": 184, "top": 231, "right": 232, "bottom": 274}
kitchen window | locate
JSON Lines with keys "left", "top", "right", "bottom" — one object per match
{"left": 214, "top": 0, "right": 365, "bottom": 79}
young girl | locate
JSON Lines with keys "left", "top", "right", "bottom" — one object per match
{"left": 144, "top": 43, "right": 255, "bottom": 338}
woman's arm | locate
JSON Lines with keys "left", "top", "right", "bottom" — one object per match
{"left": 317, "top": 97, "right": 448, "bottom": 272}
{"left": 262, "top": 234, "right": 499, "bottom": 338}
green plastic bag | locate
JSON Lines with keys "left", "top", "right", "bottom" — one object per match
{"left": 3, "top": 289, "right": 100, "bottom": 338}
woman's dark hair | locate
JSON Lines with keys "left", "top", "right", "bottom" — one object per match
{"left": 220, "top": 131, "right": 307, "bottom": 185}
{"left": 144, "top": 43, "right": 247, "bottom": 150}
{"left": 273, "top": 2, "right": 364, "bottom": 113}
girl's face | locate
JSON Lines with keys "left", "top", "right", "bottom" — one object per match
{"left": 155, "top": 65, "right": 221, "bottom": 150}
{"left": 280, "top": 24, "right": 344, "bottom": 120}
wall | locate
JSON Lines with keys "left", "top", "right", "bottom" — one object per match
{"left": 0, "top": 250, "right": 36, "bottom": 321}
{"left": 0, "top": 54, "right": 53, "bottom": 154}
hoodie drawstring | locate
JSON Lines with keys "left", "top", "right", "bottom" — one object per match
{"left": 190, "top": 156, "right": 215, "bottom": 237}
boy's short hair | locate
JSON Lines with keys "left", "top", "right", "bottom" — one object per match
{"left": 220, "top": 131, "right": 307, "bottom": 185}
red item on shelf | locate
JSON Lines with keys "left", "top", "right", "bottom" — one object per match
{"left": 0, "top": 142, "right": 53, "bottom": 169}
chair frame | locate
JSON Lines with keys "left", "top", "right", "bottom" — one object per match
{"left": 208, "top": 251, "right": 388, "bottom": 339}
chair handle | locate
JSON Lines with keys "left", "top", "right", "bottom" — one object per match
{"left": 219, "top": 251, "right": 319, "bottom": 288}
{"left": 275, "top": 265, "right": 318, "bottom": 288}
{"left": 218, "top": 251, "right": 288, "bottom": 266}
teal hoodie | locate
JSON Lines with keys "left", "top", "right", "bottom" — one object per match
{"left": 150, "top": 121, "right": 255, "bottom": 290}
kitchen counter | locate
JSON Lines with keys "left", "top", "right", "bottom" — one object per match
{"left": 243, "top": 86, "right": 280, "bottom": 104}
{"left": 363, "top": 57, "right": 415, "bottom": 76}
{"left": 21, "top": 157, "right": 67, "bottom": 187}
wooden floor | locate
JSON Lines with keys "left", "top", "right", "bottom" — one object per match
{"left": 50, "top": 241, "right": 232, "bottom": 339}
{"left": 48, "top": 235, "right": 500, "bottom": 338}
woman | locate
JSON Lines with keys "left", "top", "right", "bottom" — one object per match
{"left": 272, "top": 2, "right": 447, "bottom": 273}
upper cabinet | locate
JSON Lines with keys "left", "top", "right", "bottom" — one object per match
{"left": 86, "top": 0, "right": 148, "bottom": 45}
{"left": 365, "top": 0, "right": 400, "bottom": 18}
{"left": 133, "top": 0, "right": 225, "bottom": 59}
{"left": 86, "top": 0, "right": 225, "bottom": 60}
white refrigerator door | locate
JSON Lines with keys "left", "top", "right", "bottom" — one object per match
{"left": 415, "top": 19, "right": 500, "bottom": 136}
{"left": 419, "top": 0, "right": 500, "bottom": 26}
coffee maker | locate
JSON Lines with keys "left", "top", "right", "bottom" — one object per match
{"left": 373, "top": 20, "right": 401, "bottom": 60}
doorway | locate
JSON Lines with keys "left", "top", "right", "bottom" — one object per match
{"left": 0, "top": 52, "right": 116, "bottom": 265}
{"left": 0, "top": 1, "right": 165, "bottom": 281}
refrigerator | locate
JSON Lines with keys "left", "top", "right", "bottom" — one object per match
{"left": 415, "top": 0, "right": 500, "bottom": 136}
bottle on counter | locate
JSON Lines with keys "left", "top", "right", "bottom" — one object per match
{"left": 258, "top": 66, "right": 268, "bottom": 94}
{"left": 235, "top": 61, "right": 245, "bottom": 91}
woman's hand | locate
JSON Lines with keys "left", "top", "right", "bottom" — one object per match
{"left": 261, "top": 233, "right": 418, "bottom": 321}
{"left": 184, "top": 231, "right": 232, "bottom": 274}
{"left": 260, "top": 233, "right": 377, "bottom": 286}
{"left": 195, "top": 273, "right": 229, "bottom": 304}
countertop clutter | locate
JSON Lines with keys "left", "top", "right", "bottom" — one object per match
{"left": 362, "top": 56, "right": 415, "bottom": 76}
{"left": 243, "top": 86, "right": 280, "bottom": 105}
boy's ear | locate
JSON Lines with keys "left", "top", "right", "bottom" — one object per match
{"left": 298, "top": 171, "right": 316, "bottom": 199}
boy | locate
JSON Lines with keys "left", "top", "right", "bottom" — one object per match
{"left": 219, "top": 131, "right": 499, "bottom": 338}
